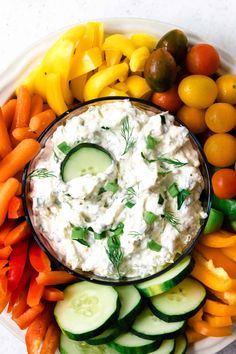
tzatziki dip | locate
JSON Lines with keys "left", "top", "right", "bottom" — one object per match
{"left": 29, "top": 100, "right": 206, "bottom": 279}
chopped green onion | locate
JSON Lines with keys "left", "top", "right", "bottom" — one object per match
{"left": 160, "top": 114, "right": 166, "bottom": 124}
{"left": 144, "top": 211, "right": 157, "bottom": 225}
{"left": 93, "top": 230, "right": 107, "bottom": 240}
{"left": 104, "top": 181, "right": 119, "bottom": 193}
{"left": 141, "top": 152, "right": 156, "bottom": 163}
{"left": 168, "top": 183, "right": 179, "bottom": 198}
{"left": 177, "top": 189, "right": 191, "bottom": 210}
{"left": 125, "top": 201, "right": 135, "bottom": 208}
{"left": 146, "top": 135, "right": 157, "bottom": 150}
{"left": 57, "top": 142, "right": 71, "bottom": 154}
{"left": 158, "top": 194, "right": 164, "bottom": 205}
{"left": 148, "top": 240, "right": 162, "bottom": 252}
{"left": 157, "top": 157, "right": 187, "bottom": 168}
{"left": 71, "top": 227, "right": 90, "bottom": 247}
{"left": 112, "top": 223, "right": 124, "bottom": 236}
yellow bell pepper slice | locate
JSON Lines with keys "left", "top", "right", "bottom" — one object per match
{"left": 103, "top": 34, "right": 135, "bottom": 59}
{"left": 98, "top": 61, "right": 109, "bottom": 72}
{"left": 69, "top": 47, "right": 103, "bottom": 80}
{"left": 131, "top": 33, "right": 158, "bottom": 51}
{"left": 99, "top": 87, "right": 128, "bottom": 98}
{"left": 130, "top": 46, "right": 150, "bottom": 72}
{"left": 126, "top": 75, "right": 151, "bottom": 98}
{"left": 34, "top": 65, "right": 47, "bottom": 102}
{"left": 92, "top": 22, "right": 104, "bottom": 48}
{"left": 71, "top": 74, "right": 88, "bottom": 102}
{"left": 61, "top": 24, "right": 85, "bottom": 42}
{"left": 105, "top": 50, "right": 122, "bottom": 66}
{"left": 83, "top": 62, "right": 129, "bottom": 101}
{"left": 119, "top": 58, "right": 130, "bottom": 82}
{"left": 112, "top": 82, "right": 128, "bottom": 92}
{"left": 16, "top": 66, "right": 39, "bottom": 97}
{"left": 46, "top": 73, "right": 68, "bottom": 116}
{"left": 43, "top": 38, "right": 75, "bottom": 105}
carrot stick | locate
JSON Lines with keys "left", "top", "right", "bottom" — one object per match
{"left": 0, "top": 267, "right": 9, "bottom": 296}
{"left": 0, "top": 139, "right": 41, "bottom": 183}
{"left": 43, "top": 287, "right": 64, "bottom": 302}
{"left": 30, "top": 94, "right": 43, "bottom": 117}
{"left": 8, "top": 196, "right": 24, "bottom": 219}
{"left": 11, "top": 86, "right": 31, "bottom": 130}
{"left": 36, "top": 271, "right": 77, "bottom": 286}
{"left": 4, "top": 220, "right": 31, "bottom": 246}
{"left": 40, "top": 321, "right": 60, "bottom": 354}
{"left": 0, "top": 109, "right": 12, "bottom": 158}
{"left": 0, "top": 246, "right": 12, "bottom": 259}
{"left": 25, "top": 303, "right": 54, "bottom": 354}
{"left": 0, "top": 219, "right": 17, "bottom": 244}
{"left": 12, "top": 127, "right": 38, "bottom": 141}
{"left": 27, "top": 273, "right": 44, "bottom": 307}
{"left": 0, "top": 292, "right": 10, "bottom": 314}
{"left": 29, "top": 242, "right": 51, "bottom": 273}
{"left": 15, "top": 302, "right": 45, "bottom": 329}
{"left": 29, "top": 109, "right": 56, "bottom": 135}
{"left": 11, "top": 289, "right": 29, "bottom": 320}
{"left": 0, "top": 178, "right": 19, "bottom": 226}
{"left": 1, "top": 99, "right": 17, "bottom": 130}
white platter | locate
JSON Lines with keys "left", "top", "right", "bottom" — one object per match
{"left": 0, "top": 17, "right": 235, "bottom": 354}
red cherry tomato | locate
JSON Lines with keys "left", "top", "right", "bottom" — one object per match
{"left": 151, "top": 85, "right": 183, "bottom": 112}
{"left": 186, "top": 44, "right": 220, "bottom": 76}
{"left": 212, "top": 169, "right": 236, "bottom": 199}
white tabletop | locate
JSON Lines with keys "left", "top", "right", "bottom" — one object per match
{"left": 1, "top": 0, "right": 236, "bottom": 353}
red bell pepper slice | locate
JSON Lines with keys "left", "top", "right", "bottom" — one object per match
{"left": 8, "top": 240, "right": 29, "bottom": 292}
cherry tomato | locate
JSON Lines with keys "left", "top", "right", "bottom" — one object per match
{"left": 152, "top": 85, "right": 183, "bottom": 112}
{"left": 216, "top": 74, "right": 236, "bottom": 104}
{"left": 212, "top": 169, "right": 236, "bottom": 199}
{"left": 186, "top": 44, "right": 220, "bottom": 76}
{"left": 177, "top": 105, "right": 207, "bottom": 133}
{"left": 178, "top": 75, "right": 218, "bottom": 109}
{"left": 204, "top": 133, "right": 236, "bottom": 167}
{"left": 205, "top": 103, "right": 236, "bottom": 133}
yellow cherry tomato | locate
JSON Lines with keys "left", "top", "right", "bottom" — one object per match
{"left": 178, "top": 75, "right": 218, "bottom": 109}
{"left": 204, "top": 133, "right": 236, "bottom": 167}
{"left": 177, "top": 105, "right": 207, "bottom": 134}
{"left": 205, "top": 103, "right": 236, "bottom": 133}
{"left": 216, "top": 74, "right": 236, "bottom": 104}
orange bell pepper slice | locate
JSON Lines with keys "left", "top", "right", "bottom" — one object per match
{"left": 200, "top": 230, "right": 236, "bottom": 248}
{"left": 40, "top": 321, "right": 60, "bottom": 354}
{"left": 186, "top": 327, "right": 205, "bottom": 343}
{"left": 192, "top": 320, "right": 232, "bottom": 337}
{"left": 27, "top": 273, "right": 44, "bottom": 307}
{"left": 204, "top": 299, "right": 236, "bottom": 316}
{"left": 196, "top": 244, "right": 236, "bottom": 278}
{"left": 192, "top": 253, "right": 233, "bottom": 292}
{"left": 222, "top": 246, "right": 236, "bottom": 262}
{"left": 188, "top": 308, "right": 203, "bottom": 327}
{"left": 15, "top": 302, "right": 45, "bottom": 330}
{"left": 11, "top": 289, "right": 29, "bottom": 320}
{"left": 205, "top": 314, "right": 232, "bottom": 327}
{"left": 8, "top": 196, "right": 24, "bottom": 219}
{"left": 208, "top": 289, "right": 236, "bottom": 306}
{"left": 36, "top": 271, "right": 77, "bottom": 286}
{"left": 43, "top": 287, "right": 64, "bottom": 302}
{"left": 29, "top": 242, "right": 51, "bottom": 273}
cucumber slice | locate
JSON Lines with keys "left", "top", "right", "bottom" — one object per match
{"left": 174, "top": 335, "right": 188, "bottom": 354}
{"left": 86, "top": 326, "right": 121, "bottom": 345}
{"left": 60, "top": 333, "right": 106, "bottom": 354}
{"left": 149, "top": 339, "right": 175, "bottom": 354}
{"left": 131, "top": 307, "right": 185, "bottom": 340}
{"left": 61, "top": 143, "right": 113, "bottom": 182}
{"left": 116, "top": 285, "right": 143, "bottom": 330}
{"left": 136, "top": 256, "right": 194, "bottom": 297}
{"left": 203, "top": 208, "right": 224, "bottom": 234}
{"left": 54, "top": 281, "right": 120, "bottom": 341}
{"left": 149, "top": 278, "right": 206, "bottom": 322}
{"left": 109, "top": 332, "right": 160, "bottom": 354}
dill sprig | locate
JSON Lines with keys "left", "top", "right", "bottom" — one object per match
{"left": 123, "top": 187, "right": 137, "bottom": 208}
{"left": 121, "top": 116, "right": 136, "bottom": 155}
{"left": 128, "top": 231, "right": 142, "bottom": 237}
{"left": 163, "top": 210, "right": 180, "bottom": 231}
{"left": 157, "top": 157, "right": 187, "bottom": 168}
{"left": 28, "top": 168, "right": 56, "bottom": 179}
{"left": 106, "top": 223, "right": 124, "bottom": 276}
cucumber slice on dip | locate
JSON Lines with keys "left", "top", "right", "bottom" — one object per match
{"left": 61, "top": 143, "right": 113, "bottom": 182}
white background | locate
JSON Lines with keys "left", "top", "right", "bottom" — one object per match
{"left": 0, "top": 0, "right": 236, "bottom": 353}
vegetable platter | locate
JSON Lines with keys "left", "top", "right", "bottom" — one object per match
{"left": 0, "top": 18, "right": 236, "bottom": 354}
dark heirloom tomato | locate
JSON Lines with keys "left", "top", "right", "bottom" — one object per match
{"left": 156, "top": 29, "right": 188, "bottom": 64}
{"left": 144, "top": 48, "right": 177, "bottom": 92}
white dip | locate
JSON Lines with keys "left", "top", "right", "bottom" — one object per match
{"left": 30, "top": 100, "right": 206, "bottom": 279}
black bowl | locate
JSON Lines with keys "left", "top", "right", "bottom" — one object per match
{"left": 22, "top": 97, "right": 212, "bottom": 285}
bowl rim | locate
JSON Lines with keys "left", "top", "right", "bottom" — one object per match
{"left": 22, "top": 96, "right": 212, "bottom": 285}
